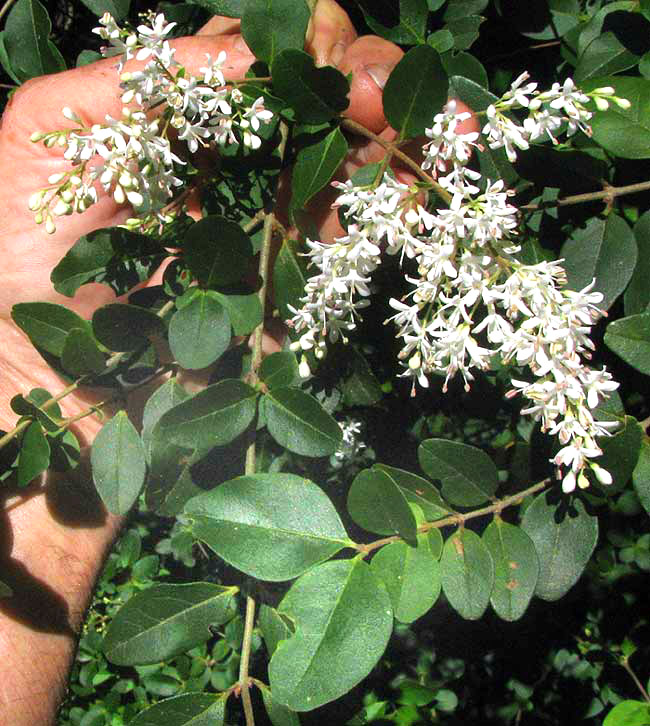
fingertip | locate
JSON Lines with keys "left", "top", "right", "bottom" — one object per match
{"left": 305, "top": 0, "right": 357, "bottom": 67}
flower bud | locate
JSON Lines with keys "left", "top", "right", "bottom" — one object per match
{"left": 298, "top": 356, "right": 311, "bottom": 379}
{"left": 48, "top": 172, "right": 66, "bottom": 185}
{"left": 594, "top": 97, "right": 609, "bottom": 111}
{"left": 45, "top": 215, "right": 56, "bottom": 234}
{"left": 592, "top": 464, "right": 613, "bottom": 485}
{"left": 127, "top": 190, "right": 144, "bottom": 207}
{"left": 62, "top": 107, "right": 82, "bottom": 123}
{"left": 614, "top": 97, "right": 631, "bottom": 109}
{"left": 30, "top": 131, "right": 44, "bottom": 142}
{"left": 28, "top": 191, "right": 44, "bottom": 211}
{"left": 113, "top": 184, "right": 126, "bottom": 204}
{"left": 53, "top": 199, "right": 71, "bottom": 216}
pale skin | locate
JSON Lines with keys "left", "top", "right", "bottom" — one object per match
{"left": 0, "top": 2, "right": 478, "bottom": 722}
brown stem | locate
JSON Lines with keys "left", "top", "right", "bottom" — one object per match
{"left": 340, "top": 118, "right": 452, "bottom": 204}
{"left": 521, "top": 180, "right": 650, "bottom": 211}
{"left": 238, "top": 595, "right": 257, "bottom": 726}
{"left": 621, "top": 657, "right": 650, "bottom": 704}
{"left": 355, "top": 478, "right": 551, "bottom": 556}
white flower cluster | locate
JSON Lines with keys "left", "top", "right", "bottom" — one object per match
{"left": 28, "top": 12, "right": 273, "bottom": 233}
{"left": 289, "top": 74, "right": 624, "bottom": 493}
{"left": 334, "top": 418, "right": 367, "bottom": 463}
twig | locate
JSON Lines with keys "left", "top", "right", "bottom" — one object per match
{"left": 0, "top": 0, "right": 17, "bottom": 25}
{"left": 521, "top": 180, "right": 650, "bottom": 211}
{"left": 621, "top": 657, "right": 650, "bottom": 704}
{"left": 356, "top": 478, "right": 551, "bottom": 556}
{"left": 238, "top": 595, "right": 257, "bottom": 726}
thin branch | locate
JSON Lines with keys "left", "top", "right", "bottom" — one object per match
{"left": 521, "top": 180, "right": 650, "bottom": 211}
{"left": 355, "top": 478, "right": 551, "bottom": 556}
{"left": 238, "top": 595, "right": 257, "bottom": 726}
{"left": 340, "top": 118, "right": 452, "bottom": 204}
{"left": 621, "top": 657, "right": 650, "bottom": 704}
{"left": 0, "top": 0, "right": 17, "bottom": 25}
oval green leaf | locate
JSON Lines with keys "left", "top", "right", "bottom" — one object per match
{"left": 156, "top": 379, "right": 258, "bottom": 451}
{"left": 17, "top": 421, "right": 50, "bottom": 488}
{"left": 418, "top": 439, "right": 498, "bottom": 506}
{"left": 632, "top": 440, "right": 650, "bottom": 517}
{"left": 168, "top": 291, "right": 231, "bottom": 370}
{"left": 604, "top": 313, "right": 650, "bottom": 375}
{"left": 11, "top": 302, "right": 91, "bottom": 357}
{"left": 241, "top": 0, "right": 309, "bottom": 66}
{"left": 603, "top": 700, "right": 650, "bottom": 726}
{"left": 261, "top": 686, "right": 301, "bottom": 726}
{"left": 128, "top": 694, "right": 226, "bottom": 726}
{"left": 269, "top": 559, "right": 393, "bottom": 711}
{"left": 141, "top": 378, "right": 190, "bottom": 463}
{"left": 211, "top": 290, "right": 262, "bottom": 336}
{"left": 61, "top": 327, "right": 105, "bottom": 376}
{"left": 347, "top": 467, "right": 418, "bottom": 545}
{"left": 185, "top": 473, "right": 350, "bottom": 581}
{"left": 273, "top": 238, "right": 308, "bottom": 322}
{"left": 625, "top": 210, "right": 650, "bottom": 315}
{"left": 440, "top": 529, "right": 494, "bottom": 620}
{"left": 263, "top": 386, "right": 342, "bottom": 457}
{"left": 259, "top": 351, "right": 300, "bottom": 389}
{"left": 383, "top": 45, "right": 448, "bottom": 138}
{"left": 90, "top": 411, "right": 146, "bottom": 515}
{"left": 482, "top": 519, "right": 539, "bottom": 622}
{"left": 92, "top": 303, "right": 166, "bottom": 352}
{"left": 103, "top": 582, "right": 235, "bottom": 666}
{"left": 374, "top": 463, "right": 451, "bottom": 521}
{"left": 370, "top": 536, "right": 441, "bottom": 623}
{"left": 521, "top": 491, "right": 598, "bottom": 601}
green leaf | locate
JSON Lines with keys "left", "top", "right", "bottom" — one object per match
{"left": 383, "top": 45, "right": 448, "bottom": 139}
{"left": 625, "top": 211, "right": 650, "bottom": 315}
{"left": 211, "top": 290, "right": 262, "bottom": 336}
{"left": 92, "top": 304, "right": 166, "bottom": 352}
{"left": 128, "top": 694, "right": 225, "bottom": 725}
{"left": 269, "top": 559, "right": 393, "bottom": 711}
{"left": 141, "top": 378, "right": 191, "bottom": 463}
{"left": 168, "top": 292, "right": 231, "bottom": 370}
{"left": 603, "top": 700, "right": 650, "bottom": 726}
{"left": 575, "top": 32, "right": 641, "bottom": 82}
{"left": 79, "top": 0, "right": 130, "bottom": 19}
{"left": 0, "top": 580, "right": 12, "bottom": 598}
{"left": 260, "top": 352, "right": 300, "bottom": 389}
{"left": 263, "top": 386, "right": 342, "bottom": 457}
{"left": 374, "top": 464, "right": 451, "bottom": 521}
{"left": 371, "top": 536, "right": 442, "bottom": 623}
{"left": 582, "top": 76, "right": 650, "bottom": 158}
{"left": 290, "top": 127, "right": 348, "bottom": 221}
{"left": 146, "top": 454, "right": 201, "bottom": 517}
{"left": 259, "top": 604, "right": 294, "bottom": 657}
{"left": 17, "top": 421, "right": 50, "bottom": 488}
{"left": 156, "top": 379, "right": 258, "bottom": 450}
{"left": 241, "top": 0, "right": 310, "bottom": 66}
{"left": 0, "top": 31, "right": 20, "bottom": 84}
{"left": 427, "top": 29, "right": 455, "bottom": 53}
{"left": 347, "top": 467, "right": 418, "bottom": 545}
{"left": 11, "top": 392, "right": 61, "bottom": 432}
{"left": 632, "top": 440, "right": 650, "bottom": 517}
{"left": 11, "top": 302, "right": 91, "bottom": 357}
{"left": 341, "top": 349, "right": 383, "bottom": 407}
{"left": 441, "top": 52, "right": 488, "bottom": 87}
{"left": 561, "top": 214, "right": 636, "bottom": 310}
{"left": 444, "top": 15, "right": 484, "bottom": 50}
{"left": 418, "top": 439, "right": 498, "bottom": 506}
{"left": 360, "top": 0, "right": 428, "bottom": 44}
{"left": 598, "top": 416, "right": 643, "bottom": 491}
{"left": 521, "top": 491, "right": 598, "bottom": 601}
{"left": 440, "top": 529, "right": 494, "bottom": 620}
{"left": 271, "top": 49, "right": 350, "bottom": 123}
{"left": 273, "top": 238, "right": 308, "bottom": 322}
{"left": 183, "top": 216, "right": 254, "bottom": 288}
{"left": 103, "top": 583, "right": 236, "bottom": 665}
{"left": 482, "top": 520, "right": 539, "bottom": 622}
{"left": 187, "top": 0, "right": 245, "bottom": 17}
{"left": 185, "top": 473, "right": 349, "bottom": 581}
{"left": 61, "top": 327, "right": 105, "bottom": 376}
{"left": 90, "top": 411, "right": 146, "bottom": 515}
{"left": 604, "top": 313, "right": 650, "bottom": 375}
{"left": 261, "top": 685, "right": 301, "bottom": 726}
{"left": 2, "top": 0, "right": 66, "bottom": 82}
{"left": 51, "top": 228, "right": 166, "bottom": 298}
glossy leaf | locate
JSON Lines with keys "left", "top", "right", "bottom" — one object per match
{"left": 418, "top": 439, "right": 498, "bottom": 506}
{"left": 603, "top": 700, "right": 650, "bottom": 726}
{"left": 188, "top": 0, "right": 244, "bottom": 17}
{"left": 259, "top": 604, "right": 294, "bottom": 657}
{"left": 632, "top": 440, "right": 650, "bottom": 517}
{"left": 103, "top": 583, "right": 236, "bottom": 665}
{"left": 211, "top": 290, "right": 262, "bottom": 336}
{"left": 482, "top": 520, "right": 539, "bottom": 622}
{"left": 185, "top": 473, "right": 350, "bottom": 581}
{"left": 575, "top": 31, "right": 641, "bottom": 82}
{"left": 90, "top": 411, "right": 146, "bottom": 515}
{"left": 263, "top": 386, "right": 342, "bottom": 457}
{"left": 11, "top": 302, "right": 91, "bottom": 357}
{"left": 290, "top": 127, "right": 348, "bottom": 221}
{"left": 259, "top": 352, "right": 300, "bottom": 389}
{"left": 141, "top": 378, "right": 190, "bottom": 463}
{"left": 156, "top": 379, "right": 258, "bottom": 450}
{"left": 269, "top": 559, "right": 393, "bottom": 711}
{"left": 128, "top": 694, "right": 225, "bottom": 725}
{"left": 374, "top": 464, "right": 450, "bottom": 521}
{"left": 583, "top": 76, "right": 650, "bottom": 158}
{"left": 241, "top": 0, "right": 310, "bottom": 66}
{"left": 272, "top": 49, "right": 350, "bottom": 123}
{"left": 183, "top": 216, "right": 253, "bottom": 288}
{"left": 604, "top": 313, "right": 650, "bottom": 375}
{"left": 2, "top": 0, "right": 66, "bottom": 82}
{"left": 79, "top": 0, "right": 130, "bottom": 19}
{"left": 273, "top": 238, "right": 307, "bottom": 321}
{"left": 359, "top": 0, "right": 428, "bottom": 44}
{"left": 445, "top": 15, "right": 484, "bottom": 50}
{"left": 561, "top": 214, "right": 636, "bottom": 310}
{"left": 625, "top": 211, "right": 650, "bottom": 314}
{"left": 261, "top": 686, "right": 301, "bottom": 726}
{"left": 92, "top": 303, "right": 166, "bottom": 352}
{"left": 347, "top": 467, "right": 418, "bottom": 545}
{"left": 51, "top": 227, "right": 165, "bottom": 298}
{"left": 440, "top": 529, "right": 495, "bottom": 620}
{"left": 521, "top": 491, "right": 598, "bottom": 601}
{"left": 371, "top": 535, "right": 442, "bottom": 623}
{"left": 61, "top": 327, "right": 105, "bottom": 376}
{"left": 17, "top": 421, "right": 50, "bottom": 488}
{"left": 383, "top": 45, "right": 448, "bottom": 138}
{"left": 168, "top": 292, "right": 231, "bottom": 370}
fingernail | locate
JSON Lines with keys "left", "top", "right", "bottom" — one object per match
{"left": 328, "top": 41, "right": 347, "bottom": 68}
{"left": 364, "top": 63, "right": 392, "bottom": 90}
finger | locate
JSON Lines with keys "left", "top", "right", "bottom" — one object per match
{"left": 196, "top": 15, "right": 241, "bottom": 35}
{"left": 305, "top": 0, "right": 357, "bottom": 67}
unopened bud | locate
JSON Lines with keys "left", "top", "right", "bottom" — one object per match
{"left": 28, "top": 191, "right": 44, "bottom": 211}
{"left": 592, "top": 464, "right": 613, "bottom": 485}
{"left": 298, "top": 356, "right": 311, "bottom": 379}
{"left": 53, "top": 199, "right": 71, "bottom": 216}
{"left": 113, "top": 184, "right": 126, "bottom": 204}
{"left": 127, "top": 190, "right": 144, "bottom": 207}
{"left": 122, "top": 89, "right": 136, "bottom": 104}
{"left": 30, "top": 131, "right": 44, "bottom": 142}
{"left": 594, "top": 97, "right": 609, "bottom": 111}
{"left": 47, "top": 172, "right": 66, "bottom": 185}
{"left": 45, "top": 215, "right": 56, "bottom": 234}
{"left": 62, "top": 107, "right": 81, "bottom": 123}
{"left": 614, "top": 97, "right": 631, "bottom": 109}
